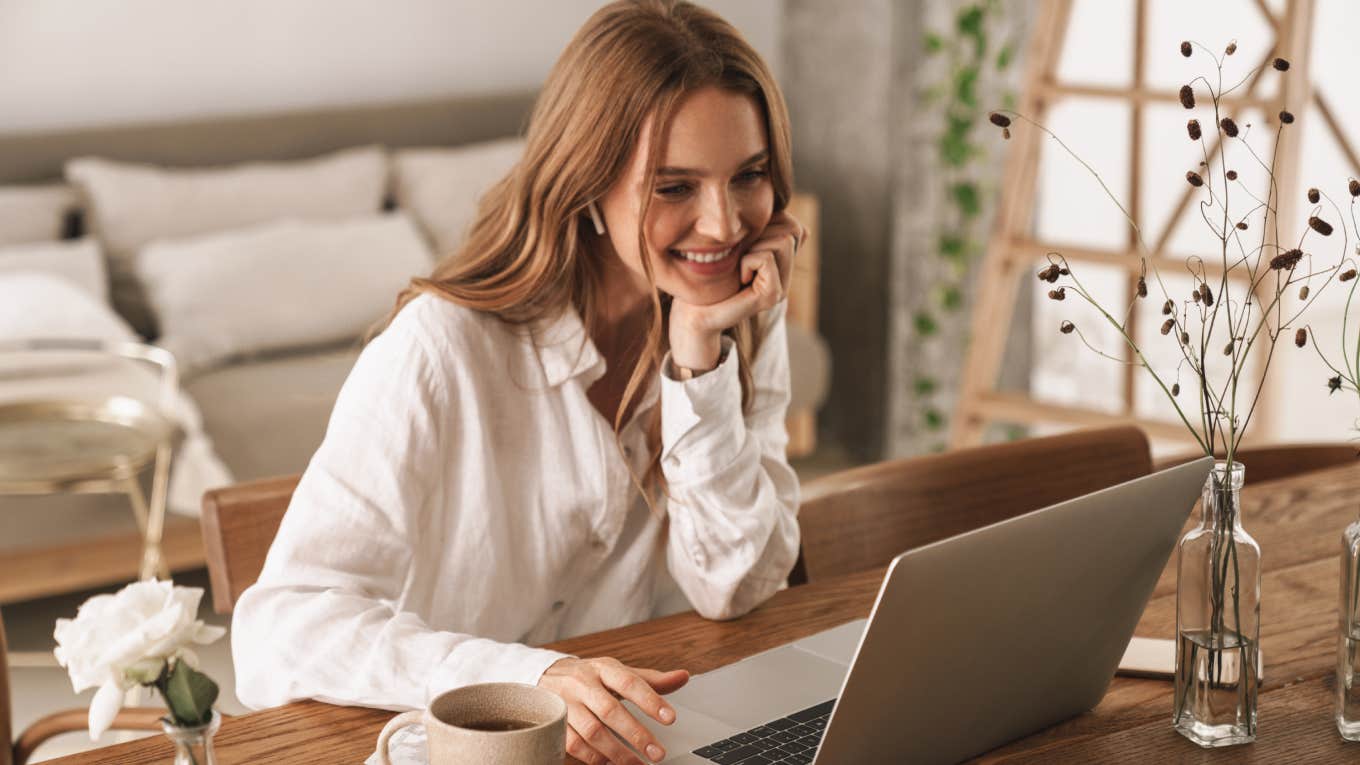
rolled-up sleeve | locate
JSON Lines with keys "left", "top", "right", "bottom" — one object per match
{"left": 231, "top": 315, "right": 568, "bottom": 712}
{"left": 659, "top": 302, "right": 801, "bottom": 620}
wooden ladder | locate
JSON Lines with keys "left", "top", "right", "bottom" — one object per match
{"left": 949, "top": 0, "right": 1352, "bottom": 448}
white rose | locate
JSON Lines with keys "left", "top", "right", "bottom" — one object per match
{"left": 53, "top": 579, "right": 226, "bottom": 739}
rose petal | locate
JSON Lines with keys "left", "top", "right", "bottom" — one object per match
{"left": 88, "top": 681, "right": 124, "bottom": 740}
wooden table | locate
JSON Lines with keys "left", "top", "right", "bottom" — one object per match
{"left": 47, "top": 463, "right": 1360, "bottom": 763}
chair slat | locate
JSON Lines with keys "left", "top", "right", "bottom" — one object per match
{"left": 200, "top": 475, "right": 299, "bottom": 614}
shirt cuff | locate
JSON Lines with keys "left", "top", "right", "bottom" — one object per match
{"left": 660, "top": 336, "right": 744, "bottom": 484}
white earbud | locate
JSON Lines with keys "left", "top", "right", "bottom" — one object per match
{"left": 587, "top": 201, "right": 606, "bottom": 235}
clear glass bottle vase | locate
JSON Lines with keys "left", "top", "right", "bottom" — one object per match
{"left": 1337, "top": 515, "right": 1360, "bottom": 739}
{"left": 1173, "top": 461, "right": 1261, "bottom": 747}
{"left": 161, "top": 709, "right": 220, "bottom": 765}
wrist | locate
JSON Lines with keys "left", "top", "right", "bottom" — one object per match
{"left": 669, "top": 327, "right": 722, "bottom": 373}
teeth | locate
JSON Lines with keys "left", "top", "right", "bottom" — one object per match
{"left": 676, "top": 248, "right": 731, "bottom": 263}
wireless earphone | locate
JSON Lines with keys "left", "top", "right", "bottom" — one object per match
{"left": 587, "top": 201, "right": 606, "bottom": 235}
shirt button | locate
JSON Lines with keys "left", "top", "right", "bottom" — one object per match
{"left": 552, "top": 600, "right": 565, "bottom": 611}
{"left": 592, "top": 536, "right": 606, "bottom": 549}
{"left": 623, "top": 446, "right": 633, "bottom": 458}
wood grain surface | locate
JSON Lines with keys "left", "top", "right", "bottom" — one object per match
{"left": 42, "top": 462, "right": 1360, "bottom": 764}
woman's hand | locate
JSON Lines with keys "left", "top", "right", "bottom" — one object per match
{"left": 668, "top": 210, "right": 805, "bottom": 372}
{"left": 538, "top": 656, "right": 690, "bottom": 765}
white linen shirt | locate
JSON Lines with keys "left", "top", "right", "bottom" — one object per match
{"left": 232, "top": 292, "right": 801, "bottom": 711}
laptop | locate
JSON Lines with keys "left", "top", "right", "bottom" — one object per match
{"left": 624, "top": 457, "right": 1213, "bottom": 764}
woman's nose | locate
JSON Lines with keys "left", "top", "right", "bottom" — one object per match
{"left": 694, "top": 186, "right": 740, "bottom": 242}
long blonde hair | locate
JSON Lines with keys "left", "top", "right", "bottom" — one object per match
{"left": 381, "top": 0, "right": 793, "bottom": 502}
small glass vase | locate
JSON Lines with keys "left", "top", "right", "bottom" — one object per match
{"left": 1173, "top": 461, "right": 1261, "bottom": 747}
{"left": 1337, "top": 515, "right": 1360, "bottom": 739}
{"left": 161, "top": 709, "right": 220, "bottom": 765}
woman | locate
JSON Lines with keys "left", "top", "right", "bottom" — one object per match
{"left": 232, "top": 2, "right": 804, "bottom": 763}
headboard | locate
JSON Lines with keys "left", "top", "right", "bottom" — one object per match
{"left": 0, "top": 90, "right": 539, "bottom": 185}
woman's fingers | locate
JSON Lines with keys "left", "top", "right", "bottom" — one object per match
{"left": 631, "top": 667, "right": 691, "bottom": 695}
{"left": 583, "top": 684, "right": 666, "bottom": 763}
{"left": 601, "top": 663, "right": 682, "bottom": 725}
{"left": 565, "top": 726, "right": 606, "bottom": 765}
{"left": 567, "top": 700, "right": 647, "bottom": 765}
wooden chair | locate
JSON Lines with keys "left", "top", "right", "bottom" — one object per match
{"left": 1154, "top": 443, "right": 1357, "bottom": 485}
{"left": 2, "top": 612, "right": 163, "bottom": 765}
{"left": 789, "top": 426, "right": 1153, "bottom": 586}
{"left": 200, "top": 475, "right": 299, "bottom": 615}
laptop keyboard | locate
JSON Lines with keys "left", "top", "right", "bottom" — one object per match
{"left": 690, "top": 699, "right": 835, "bottom": 764}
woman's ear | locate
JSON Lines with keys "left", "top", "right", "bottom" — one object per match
{"left": 588, "top": 201, "right": 607, "bottom": 235}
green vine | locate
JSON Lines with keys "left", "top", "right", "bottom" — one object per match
{"left": 915, "top": 1, "right": 1017, "bottom": 449}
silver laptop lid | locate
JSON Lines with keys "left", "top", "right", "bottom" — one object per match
{"left": 814, "top": 457, "right": 1213, "bottom": 765}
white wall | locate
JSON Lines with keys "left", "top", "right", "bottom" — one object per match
{"left": 1030, "top": 0, "right": 1360, "bottom": 448}
{"left": 0, "top": 0, "right": 781, "bottom": 133}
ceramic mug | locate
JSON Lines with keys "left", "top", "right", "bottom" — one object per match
{"left": 376, "top": 682, "right": 567, "bottom": 765}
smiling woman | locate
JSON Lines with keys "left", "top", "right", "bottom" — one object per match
{"left": 229, "top": 2, "right": 803, "bottom": 765}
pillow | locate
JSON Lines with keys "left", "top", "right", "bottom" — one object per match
{"left": 137, "top": 213, "right": 432, "bottom": 375}
{"left": 0, "top": 238, "right": 107, "bottom": 302}
{"left": 0, "top": 183, "right": 78, "bottom": 246}
{"left": 66, "top": 146, "right": 388, "bottom": 337}
{"left": 391, "top": 138, "right": 525, "bottom": 256}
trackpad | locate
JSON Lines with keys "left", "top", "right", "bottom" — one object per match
{"left": 664, "top": 643, "right": 849, "bottom": 730}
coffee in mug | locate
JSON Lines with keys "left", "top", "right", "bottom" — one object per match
{"left": 376, "top": 682, "right": 567, "bottom": 765}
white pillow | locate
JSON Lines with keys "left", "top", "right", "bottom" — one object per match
{"left": 137, "top": 213, "right": 433, "bottom": 375}
{"left": 391, "top": 138, "right": 525, "bottom": 256}
{"left": 66, "top": 146, "right": 389, "bottom": 337}
{"left": 0, "top": 238, "right": 107, "bottom": 302}
{"left": 0, "top": 183, "right": 78, "bottom": 246}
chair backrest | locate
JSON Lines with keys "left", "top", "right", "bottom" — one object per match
{"left": 791, "top": 426, "right": 1152, "bottom": 585}
{"left": 200, "top": 475, "right": 300, "bottom": 614}
{"left": 1155, "top": 443, "right": 1356, "bottom": 485}
{"left": 1, "top": 611, "right": 13, "bottom": 765}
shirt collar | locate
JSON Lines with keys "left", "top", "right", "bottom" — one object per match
{"left": 532, "top": 306, "right": 605, "bottom": 387}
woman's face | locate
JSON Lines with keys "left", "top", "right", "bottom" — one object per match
{"left": 597, "top": 85, "right": 775, "bottom": 307}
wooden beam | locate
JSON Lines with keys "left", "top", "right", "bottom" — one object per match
{"left": 1009, "top": 238, "right": 1254, "bottom": 282}
{"left": 1044, "top": 82, "right": 1270, "bottom": 111}
{"left": 0, "top": 516, "right": 204, "bottom": 605}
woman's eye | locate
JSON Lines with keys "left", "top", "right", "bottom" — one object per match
{"left": 736, "top": 168, "right": 769, "bottom": 183}
{"left": 656, "top": 184, "right": 692, "bottom": 198}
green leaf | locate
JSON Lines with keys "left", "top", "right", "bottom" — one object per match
{"left": 924, "top": 32, "right": 944, "bottom": 54}
{"left": 996, "top": 43, "right": 1014, "bottom": 70}
{"left": 939, "top": 234, "right": 966, "bottom": 261}
{"left": 940, "top": 285, "right": 964, "bottom": 310}
{"left": 954, "top": 66, "right": 980, "bottom": 107}
{"left": 956, "top": 6, "right": 987, "bottom": 55}
{"left": 914, "top": 377, "right": 938, "bottom": 396}
{"left": 914, "top": 312, "right": 938, "bottom": 336}
{"left": 160, "top": 659, "right": 219, "bottom": 727}
{"left": 924, "top": 407, "right": 945, "bottom": 430}
{"left": 950, "top": 182, "right": 981, "bottom": 217}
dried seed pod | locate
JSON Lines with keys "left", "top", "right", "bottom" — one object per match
{"left": 1200, "top": 283, "right": 1214, "bottom": 306}
{"left": 1308, "top": 187, "right": 1321, "bottom": 204}
{"left": 1226, "top": 170, "right": 1238, "bottom": 180}
{"left": 1162, "top": 299, "right": 1174, "bottom": 315}
{"left": 1310, "top": 216, "right": 1335, "bottom": 236}
{"left": 1037, "top": 264, "right": 1058, "bottom": 282}
{"left": 1172, "top": 382, "right": 1181, "bottom": 396}
{"left": 1331, "top": 375, "right": 1344, "bottom": 393}
{"left": 1236, "top": 221, "right": 1248, "bottom": 230}
{"left": 1299, "top": 284, "right": 1310, "bottom": 299}
{"left": 1161, "top": 318, "right": 1175, "bottom": 335}
{"left": 1270, "top": 248, "right": 1304, "bottom": 270}
{"left": 1192, "top": 288, "right": 1202, "bottom": 303}
{"left": 1187, "top": 119, "right": 1202, "bottom": 140}
{"left": 1186, "top": 171, "right": 1204, "bottom": 187}
{"left": 1181, "top": 331, "right": 1191, "bottom": 345}
{"left": 1179, "top": 85, "right": 1195, "bottom": 109}
{"left": 1180, "top": 41, "right": 1192, "bottom": 57}
{"left": 989, "top": 112, "right": 1011, "bottom": 128}
{"left": 1295, "top": 327, "right": 1308, "bottom": 347}
{"left": 1059, "top": 267, "right": 1069, "bottom": 275}
{"left": 1002, "top": 127, "right": 1011, "bottom": 140}
{"left": 1223, "top": 340, "right": 1234, "bottom": 356}
{"left": 1273, "top": 57, "right": 1291, "bottom": 71}
{"left": 1350, "top": 179, "right": 1360, "bottom": 197}
{"left": 1342, "top": 269, "right": 1358, "bottom": 282}
{"left": 1279, "top": 110, "right": 1295, "bottom": 124}
{"left": 1048, "top": 287, "right": 1067, "bottom": 300}
{"left": 1225, "top": 41, "right": 1237, "bottom": 55}
{"left": 1060, "top": 320, "right": 1075, "bottom": 334}
{"left": 1220, "top": 117, "right": 1239, "bottom": 137}
{"left": 1137, "top": 277, "right": 1147, "bottom": 298}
